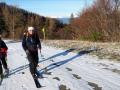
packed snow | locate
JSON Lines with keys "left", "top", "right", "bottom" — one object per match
{"left": 0, "top": 40, "right": 120, "bottom": 90}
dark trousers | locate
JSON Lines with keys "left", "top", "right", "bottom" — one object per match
{"left": 27, "top": 51, "right": 39, "bottom": 77}
{"left": 0, "top": 62, "right": 2, "bottom": 74}
{"left": 0, "top": 55, "right": 8, "bottom": 74}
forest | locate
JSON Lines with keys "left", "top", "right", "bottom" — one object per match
{"left": 0, "top": 0, "right": 120, "bottom": 42}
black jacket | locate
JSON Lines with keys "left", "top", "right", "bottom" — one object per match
{"left": 22, "top": 33, "right": 41, "bottom": 52}
{"left": 0, "top": 39, "right": 8, "bottom": 50}
{"left": 0, "top": 39, "right": 8, "bottom": 55}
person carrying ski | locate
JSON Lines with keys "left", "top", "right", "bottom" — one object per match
{"left": 0, "top": 35, "right": 9, "bottom": 79}
{"left": 22, "top": 26, "right": 41, "bottom": 79}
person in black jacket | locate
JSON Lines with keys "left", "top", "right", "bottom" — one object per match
{"left": 22, "top": 27, "right": 41, "bottom": 78}
{"left": 0, "top": 35, "right": 9, "bottom": 78}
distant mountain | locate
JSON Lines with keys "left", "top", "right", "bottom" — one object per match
{"left": 57, "top": 18, "right": 70, "bottom": 24}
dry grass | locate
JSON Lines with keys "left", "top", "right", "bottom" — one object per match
{"left": 43, "top": 40, "right": 120, "bottom": 61}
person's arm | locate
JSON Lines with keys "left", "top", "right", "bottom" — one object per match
{"left": 36, "top": 34, "right": 41, "bottom": 50}
{"left": 22, "top": 35, "right": 28, "bottom": 51}
{"left": 2, "top": 40, "right": 8, "bottom": 50}
{"left": 38, "top": 39, "right": 41, "bottom": 50}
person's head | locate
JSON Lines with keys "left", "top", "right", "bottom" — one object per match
{"left": 27, "top": 26, "right": 35, "bottom": 35}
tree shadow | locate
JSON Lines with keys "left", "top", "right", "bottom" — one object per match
{"left": 8, "top": 48, "right": 96, "bottom": 76}
{"left": 39, "top": 48, "right": 75, "bottom": 63}
{"left": 39, "top": 49, "right": 94, "bottom": 74}
{"left": 8, "top": 48, "right": 75, "bottom": 76}
{"left": 8, "top": 64, "right": 29, "bottom": 76}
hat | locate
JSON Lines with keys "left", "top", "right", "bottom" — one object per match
{"left": 28, "top": 26, "right": 34, "bottom": 31}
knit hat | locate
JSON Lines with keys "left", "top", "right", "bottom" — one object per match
{"left": 28, "top": 26, "right": 34, "bottom": 31}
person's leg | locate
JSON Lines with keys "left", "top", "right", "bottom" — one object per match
{"left": 1, "top": 55, "right": 9, "bottom": 76}
{"left": 31, "top": 51, "right": 39, "bottom": 78}
{"left": 34, "top": 53, "right": 38, "bottom": 70}
{"left": 27, "top": 53, "right": 37, "bottom": 78}
{"left": 33, "top": 51, "right": 42, "bottom": 77}
{"left": 0, "top": 61, "right": 3, "bottom": 75}
{"left": 1, "top": 55, "right": 8, "bottom": 70}
{"left": 0, "top": 61, "right": 4, "bottom": 79}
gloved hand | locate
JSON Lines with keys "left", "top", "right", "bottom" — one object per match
{"left": 25, "top": 50, "right": 29, "bottom": 55}
{"left": 39, "top": 49, "right": 41, "bottom": 54}
{"left": 40, "top": 50, "right": 44, "bottom": 57}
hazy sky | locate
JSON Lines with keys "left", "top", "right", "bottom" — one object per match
{"left": 0, "top": 0, "right": 94, "bottom": 18}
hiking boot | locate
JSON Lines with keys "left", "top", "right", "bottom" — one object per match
{"left": 4, "top": 69, "right": 9, "bottom": 77}
{"left": 0, "top": 73, "right": 4, "bottom": 85}
{"left": 36, "top": 71, "right": 43, "bottom": 78}
{"left": 5, "top": 68, "right": 9, "bottom": 74}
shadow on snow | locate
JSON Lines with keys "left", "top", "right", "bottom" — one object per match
{"left": 8, "top": 48, "right": 95, "bottom": 76}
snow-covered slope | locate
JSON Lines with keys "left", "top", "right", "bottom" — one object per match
{"left": 0, "top": 41, "right": 120, "bottom": 90}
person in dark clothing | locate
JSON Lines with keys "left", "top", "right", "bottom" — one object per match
{"left": 22, "top": 27, "right": 41, "bottom": 78}
{"left": 0, "top": 35, "right": 9, "bottom": 78}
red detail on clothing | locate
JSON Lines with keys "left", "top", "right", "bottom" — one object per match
{"left": 1, "top": 48, "right": 7, "bottom": 52}
{"left": 0, "top": 48, "right": 7, "bottom": 56}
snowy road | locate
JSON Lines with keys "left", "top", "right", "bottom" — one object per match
{"left": 0, "top": 41, "right": 120, "bottom": 90}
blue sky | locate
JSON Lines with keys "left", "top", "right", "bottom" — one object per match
{"left": 0, "top": 0, "right": 94, "bottom": 18}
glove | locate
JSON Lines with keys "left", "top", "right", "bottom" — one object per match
{"left": 39, "top": 49, "right": 41, "bottom": 53}
{"left": 25, "top": 50, "right": 29, "bottom": 55}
